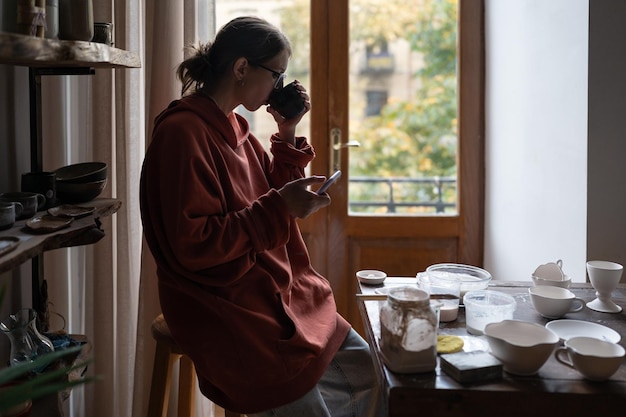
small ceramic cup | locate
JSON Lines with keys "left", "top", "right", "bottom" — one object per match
{"left": 555, "top": 336, "right": 625, "bottom": 381}
{"left": 418, "top": 272, "right": 461, "bottom": 322}
{"left": 0, "top": 192, "right": 46, "bottom": 220}
{"left": 0, "top": 202, "right": 24, "bottom": 230}
{"left": 528, "top": 286, "right": 585, "bottom": 319}
{"left": 21, "top": 171, "right": 57, "bottom": 209}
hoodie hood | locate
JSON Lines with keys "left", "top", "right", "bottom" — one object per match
{"left": 153, "top": 93, "right": 251, "bottom": 149}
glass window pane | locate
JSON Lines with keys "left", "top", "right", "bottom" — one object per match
{"left": 348, "top": 0, "right": 459, "bottom": 216}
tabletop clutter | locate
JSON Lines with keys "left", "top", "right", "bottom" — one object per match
{"left": 0, "top": 162, "right": 107, "bottom": 235}
{"left": 357, "top": 259, "right": 626, "bottom": 383}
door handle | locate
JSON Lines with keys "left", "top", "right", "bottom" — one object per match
{"left": 330, "top": 128, "right": 359, "bottom": 172}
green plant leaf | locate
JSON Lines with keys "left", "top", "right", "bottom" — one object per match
{"left": 0, "top": 346, "right": 98, "bottom": 413}
{"left": 0, "top": 346, "right": 82, "bottom": 385}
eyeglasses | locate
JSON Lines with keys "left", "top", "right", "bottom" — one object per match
{"left": 252, "top": 62, "right": 286, "bottom": 89}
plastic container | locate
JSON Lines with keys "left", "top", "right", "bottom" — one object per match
{"left": 463, "top": 290, "right": 516, "bottom": 335}
{"left": 425, "top": 263, "right": 491, "bottom": 298}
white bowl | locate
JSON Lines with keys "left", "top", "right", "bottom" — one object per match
{"left": 485, "top": 320, "right": 560, "bottom": 375}
{"left": 356, "top": 269, "right": 387, "bottom": 285}
{"left": 532, "top": 274, "right": 571, "bottom": 289}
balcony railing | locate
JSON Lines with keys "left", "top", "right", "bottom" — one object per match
{"left": 349, "top": 176, "right": 457, "bottom": 214}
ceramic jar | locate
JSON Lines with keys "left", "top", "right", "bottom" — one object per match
{"left": 45, "top": 0, "right": 58, "bottom": 39}
{"left": 58, "top": 0, "right": 92, "bottom": 41}
{"left": 379, "top": 286, "right": 438, "bottom": 373}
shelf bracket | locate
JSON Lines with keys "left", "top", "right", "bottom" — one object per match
{"left": 27, "top": 66, "right": 95, "bottom": 326}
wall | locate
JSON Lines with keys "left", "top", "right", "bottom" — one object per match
{"left": 484, "top": 0, "right": 589, "bottom": 281}
{"left": 587, "top": 0, "right": 626, "bottom": 276}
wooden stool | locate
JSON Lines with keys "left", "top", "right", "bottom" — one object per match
{"left": 147, "top": 314, "right": 244, "bottom": 417}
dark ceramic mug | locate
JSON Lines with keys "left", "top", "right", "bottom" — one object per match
{"left": 0, "top": 192, "right": 46, "bottom": 220}
{"left": 21, "top": 171, "right": 57, "bottom": 209}
{"left": 0, "top": 201, "right": 24, "bottom": 230}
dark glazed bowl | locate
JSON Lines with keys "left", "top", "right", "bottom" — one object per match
{"left": 56, "top": 179, "right": 107, "bottom": 203}
{"left": 55, "top": 162, "right": 108, "bottom": 184}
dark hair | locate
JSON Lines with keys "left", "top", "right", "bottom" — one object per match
{"left": 177, "top": 16, "right": 292, "bottom": 96}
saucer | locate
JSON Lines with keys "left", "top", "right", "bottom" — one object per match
{"left": 357, "top": 270, "right": 387, "bottom": 285}
{"left": 545, "top": 319, "right": 621, "bottom": 343}
{"left": 25, "top": 215, "right": 73, "bottom": 233}
{"left": 48, "top": 204, "right": 95, "bottom": 218}
{"left": 0, "top": 236, "right": 20, "bottom": 257}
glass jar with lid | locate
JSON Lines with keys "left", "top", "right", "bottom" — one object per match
{"left": 379, "top": 286, "right": 438, "bottom": 373}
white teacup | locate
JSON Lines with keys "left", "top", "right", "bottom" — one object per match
{"left": 555, "top": 336, "right": 625, "bottom": 381}
{"left": 528, "top": 286, "right": 585, "bottom": 319}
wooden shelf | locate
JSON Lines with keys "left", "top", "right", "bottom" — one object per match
{"left": 0, "top": 32, "right": 141, "bottom": 68}
{"left": 0, "top": 198, "right": 122, "bottom": 274}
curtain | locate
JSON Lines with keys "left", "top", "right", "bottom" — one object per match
{"left": 31, "top": 0, "right": 218, "bottom": 416}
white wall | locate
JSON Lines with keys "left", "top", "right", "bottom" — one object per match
{"left": 484, "top": 0, "right": 589, "bottom": 282}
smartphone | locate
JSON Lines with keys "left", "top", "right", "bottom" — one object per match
{"left": 317, "top": 170, "right": 342, "bottom": 195}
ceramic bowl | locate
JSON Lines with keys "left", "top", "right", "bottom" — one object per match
{"left": 485, "top": 319, "right": 560, "bottom": 375}
{"left": 55, "top": 162, "right": 108, "bottom": 184}
{"left": 532, "top": 274, "right": 571, "bottom": 289}
{"left": 56, "top": 179, "right": 107, "bottom": 203}
{"left": 424, "top": 263, "right": 491, "bottom": 297}
{"left": 356, "top": 270, "right": 387, "bottom": 285}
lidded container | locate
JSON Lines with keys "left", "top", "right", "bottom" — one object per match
{"left": 379, "top": 286, "right": 438, "bottom": 373}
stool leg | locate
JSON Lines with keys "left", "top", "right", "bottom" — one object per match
{"left": 178, "top": 354, "right": 196, "bottom": 417}
{"left": 147, "top": 341, "right": 176, "bottom": 417}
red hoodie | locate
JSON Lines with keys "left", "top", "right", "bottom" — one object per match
{"left": 139, "top": 93, "right": 350, "bottom": 413}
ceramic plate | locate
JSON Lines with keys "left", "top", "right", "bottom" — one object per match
{"left": 25, "top": 215, "right": 73, "bottom": 233}
{"left": 48, "top": 204, "right": 95, "bottom": 218}
{"left": 0, "top": 236, "right": 20, "bottom": 257}
{"left": 545, "top": 319, "right": 621, "bottom": 343}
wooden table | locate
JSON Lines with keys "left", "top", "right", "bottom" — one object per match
{"left": 357, "top": 278, "right": 626, "bottom": 417}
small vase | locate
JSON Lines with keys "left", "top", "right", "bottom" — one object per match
{"left": 0, "top": 308, "right": 54, "bottom": 372}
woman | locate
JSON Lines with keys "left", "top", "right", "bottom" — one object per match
{"left": 140, "top": 16, "right": 384, "bottom": 416}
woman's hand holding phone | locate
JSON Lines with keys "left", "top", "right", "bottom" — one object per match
{"left": 316, "top": 170, "right": 342, "bottom": 195}
{"left": 278, "top": 176, "right": 330, "bottom": 218}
